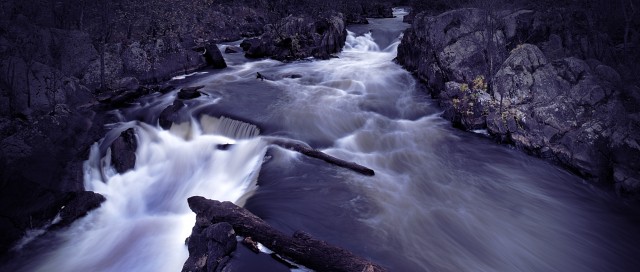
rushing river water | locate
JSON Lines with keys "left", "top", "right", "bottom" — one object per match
{"left": 10, "top": 8, "right": 640, "bottom": 272}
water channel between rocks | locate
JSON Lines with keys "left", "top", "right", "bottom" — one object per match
{"left": 16, "top": 8, "right": 640, "bottom": 272}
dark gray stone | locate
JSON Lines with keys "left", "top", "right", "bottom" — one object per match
{"left": 182, "top": 221, "right": 236, "bottom": 272}
{"left": 203, "top": 44, "right": 227, "bottom": 69}
{"left": 110, "top": 128, "right": 137, "bottom": 174}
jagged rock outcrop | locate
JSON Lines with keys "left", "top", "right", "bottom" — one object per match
{"left": 0, "top": 106, "right": 112, "bottom": 254}
{"left": 397, "top": 8, "right": 640, "bottom": 194}
{"left": 487, "top": 44, "right": 632, "bottom": 183}
{"left": 182, "top": 221, "right": 236, "bottom": 272}
{"left": 397, "top": 8, "right": 507, "bottom": 96}
{"left": 241, "top": 13, "right": 347, "bottom": 61}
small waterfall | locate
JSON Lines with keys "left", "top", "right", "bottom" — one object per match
{"left": 344, "top": 30, "right": 380, "bottom": 52}
{"left": 19, "top": 10, "right": 640, "bottom": 272}
{"left": 33, "top": 117, "right": 267, "bottom": 272}
{"left": 200, "top": 115, "right": 261, "bottom": 139}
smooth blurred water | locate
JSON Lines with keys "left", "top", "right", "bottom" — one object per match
{"left": 16, "top": 7, "right": 640, "bottom": 272}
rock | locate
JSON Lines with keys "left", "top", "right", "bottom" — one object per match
{"left": 239, "top": 39, "right": 255, "bottom": 52}
{"left": 397, "top": 8, "right": 507, "bottom": 95}
{"left": 49, "top": 29, "right": 98, "bottom": 78}
{"left": 364, "top": 3, "right": 394, "bottom": 18}
{"left": 284, "top": 74, "right": 302, "bottom": 79}
{"left": 346, "top": 14, "right": 368, "bottom": 24}
{"left": 112, "top": 77, "right": 140, "bottom": 91}
{"left": 182, "top": 221, "right": 236, "bottom": 272}
{"left": 224, "top": 46, "right": 242, "bottom": 54}
{"left": 203, "top": 44, "right": 227, "bottom": 69}
{"left": 594, "top": 65, "right": 621, "bottom": 85}
{"left": 241, "top": 38, "right": 267, "bottom": 59}
{"left": 51, "top": 191, "right": 106, "bottom": 230}
{"left": 492, "top": 44, "right": 549, "bottom": 107}
{"left": 178, "top": 85, "right": 205, "bottom": 100}
{"left": 500, "top": 10, "right": 534, "bottom": 47}
{"left": 122, "top": 42, "right": 152, "bottom": 75}
{"left": 401, "top": 8, "right": 637, "bottom": 190}
{"left": 111, "top": 128, "right": 137, "bottom": 174}
{"left": 81, "top": 52, "right": 124, "bottom": 89}
{"left": 441, "top": 81, "right": 492, "bottom": 130}
{"left": 539, "top": 34, "right": 564, "bottom": 60}
{"left": 243, "top": 13, "right": 347, "bottom": 61}
{"left": 97, "top": 87, "right": 147, "bottom": 108}
{"left": 159, "top": 100, "right": 187, "bottom": 129}
{"left": 489, "top": 44, "right": 626, "bottom": 181}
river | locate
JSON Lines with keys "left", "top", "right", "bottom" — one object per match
{"left": 11, "top": 8, "right": 640, "bottom": 272}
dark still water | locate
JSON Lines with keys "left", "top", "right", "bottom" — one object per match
{"left": 11, "top": 8, "right": 640, "bottom": 272}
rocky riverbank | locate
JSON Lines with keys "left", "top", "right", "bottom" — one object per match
{"left": 397, "top": 6, "right": 640, "bottom": 194}
{"left": 0, "top": 0, "right": 394, "bottom": 256}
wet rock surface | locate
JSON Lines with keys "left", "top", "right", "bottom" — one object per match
{"left": 110, "top": 128, "right": 137, "bottom": 174}
{"left": 186, "top": 196, "right": 386, "bottom": 272}
{"left": 397, "top": 8, "right": 640, "bottom": 194}
{"left": 241, "top": 13, "right": 347, "bottom": 61}
{"left": 182, "top": 221, "right": 237, "bottom": 272}
{"left": 0, "top": 0, "right": 393, "bottom": 261}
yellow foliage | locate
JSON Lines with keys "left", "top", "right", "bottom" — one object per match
{"left": 460, "top": 83, "right": 469, "bottom": 93}
{"left": 472, "top": 75, "right": 487, "bottom": 91}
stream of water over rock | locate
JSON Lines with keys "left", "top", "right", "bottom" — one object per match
{"left": 13, "top": 8, "right": 640, "bottom": 272}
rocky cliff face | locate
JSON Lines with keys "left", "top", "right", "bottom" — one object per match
{"left": 397, "top": 8, "right": 640, "bottom": 194}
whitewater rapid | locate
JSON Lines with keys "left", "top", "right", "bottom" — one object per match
{"left": 16, "top": 7, "right": 640, "bottom": 272}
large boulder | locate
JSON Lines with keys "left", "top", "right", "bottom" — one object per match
{"left": 110, "top": 128, "right": 137, "bottom": 174}
{"left": 488, "top": 44, "right": 634, "bottom": 188}
{"left": 182, "top": 221, "right": 237, "bottom": 272}
{"left": 202, "top": 44, "right": 227, "bottom": 69}
{"left": 397, "top": 8, "right": 507, "bottom": 95}
{"left": 398, "top": 8, "right": 640, "bottom": 194}
{"left": 243, "top": 13, "right": 347, "bottom": 61}
{"left": 121, "top": 38, "right": 207, "bottom": 83}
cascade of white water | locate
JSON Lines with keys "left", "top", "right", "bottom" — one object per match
{"left": 34, "top": 117, "right": 267, "bottom": 272}
{"left": 23, "top": 7, "right": 640, "bottom": 272}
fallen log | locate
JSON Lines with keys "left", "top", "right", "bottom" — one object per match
{"left": 187, "top": 196, "right": 386, "bottom": 272}
{"left": 266, "top": 138, "right": 375, "bottom": 176}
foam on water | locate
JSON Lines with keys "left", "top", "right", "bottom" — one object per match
{"left": 33, "top": 118, "right": 267, "bottom": 272}
{"left": 21, "top": 10, "right": 640, "bottom": 272}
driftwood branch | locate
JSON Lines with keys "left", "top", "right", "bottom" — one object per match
{"left": 266, "top": 138, "right": 375, "bottom": 176}
{"left": 188, "top": 196, "right": 385, "bottom": 272}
